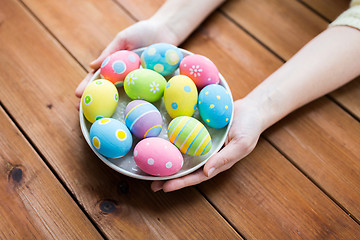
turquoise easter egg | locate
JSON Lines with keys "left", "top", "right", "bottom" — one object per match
{"left": 141, "top": 43, "right": 183, "bottom": 76}
{"left": 198, "top": 84, "right": 232, "bottom": 129}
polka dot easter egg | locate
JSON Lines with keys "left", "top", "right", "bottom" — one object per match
{"left": 134, "top": 138, "right": 183, "bottom": 176}
{"left": 168, "top": 116, "right": 212, "bottom": 156}
{"left": 90, "top": 118, "right": 132, "bottom": 159}
{"left": 198, "top": 84, "right": 233, "bottom": 129}
{"left": 100, "top": 50, "right": 140, "bottom": 86}
{"left": 124, "top": 100, "right": 163, "bottom": 139}
{"left": 141, "top": 43, "right": 183, "bottom": 76}
{"left": 82, "top": 79, "right": 119, "bottom": 123}
{"left": 124, "top": 69, "right": 167, "bottom": 102}
{"left": 164, "top": 75, "right": 198, "bottom": 118}
{"left": 179, "top": 54, "right": 219, "bottom": 89}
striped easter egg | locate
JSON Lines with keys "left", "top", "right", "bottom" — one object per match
{"left": 167, "top": 116, "right": 212, "bottom": 156}
{"left": 124, "top": 100, "right": 163, "bottom": 139}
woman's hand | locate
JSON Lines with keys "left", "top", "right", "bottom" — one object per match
{"left": 151, "top": 98, "right": 263, "bottom": 192}
{"left": 75, "top": 19, "right": 179, "bottom": 104}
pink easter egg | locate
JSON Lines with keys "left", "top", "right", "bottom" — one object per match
{"left": 134, "top": 138, "right": 183, "bottom": 176}
{"left": 179, "top": 54, "right": 219, "bottom": 89}
{"left": 100, "top": 50, "right": 140, "bottom": 86}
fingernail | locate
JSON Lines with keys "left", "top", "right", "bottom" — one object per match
{"left": 152, "top": 186, "right": 162, "bottom": 192}
{"left": 207, "top": 168, "right": 215, "bottom": 178}
{"left": 151, "top": 183, "right": 163, "bottom": 192}
{"left": 90, "top": 60, "right": 97, "bottom": 66}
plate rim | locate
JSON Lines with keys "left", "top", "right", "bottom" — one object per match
{"left": 79, "top": 47, "right": 234, "bottom": 180}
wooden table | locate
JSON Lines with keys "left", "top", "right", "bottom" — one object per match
{"left": 1, "top": 0, "right": 359, "bottom": 239}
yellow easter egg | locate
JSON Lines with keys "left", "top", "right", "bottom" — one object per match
{"left": 82, "top": 79, "right": 119, "bottom": 123}
{"left": 164, "top": 75, "right": 198, "bottom": 118}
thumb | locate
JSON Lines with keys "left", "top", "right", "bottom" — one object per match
{"left": 90, "top": 35, "right": 127, "bottom": 69}
{"left": 203, "top": 137, "right": 251, "bottom": 178}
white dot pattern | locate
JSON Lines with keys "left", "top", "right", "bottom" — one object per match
{"left": 166, "top": 162, "right": 172, "bottom": 169}
{"left": 147, "top": 158, "right": 154, "bottom": 165}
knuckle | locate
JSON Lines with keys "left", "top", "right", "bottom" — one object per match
{"left": 231, "top": 136, "right": 254, "bottom": 154}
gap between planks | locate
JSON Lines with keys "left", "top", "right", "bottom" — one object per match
{"left": 219, "top": 5, "right": 359, "bottom": 124}
{"left": 218, "top": 4, "right": 360, "bottom": 226}
{"left": 264, "top": 136, "right": 360, "bottom": 225}
{"left": 1, "top": 101, "right": 108, "bottom": 239}
{"left": 14, "top": 0, "right": 244, "bottom": 238}
{"left": 297, "top": 0, "right": 332, "bottom": 23}
{"left": 16, "top": 0, "right": 360, "bottom": 232}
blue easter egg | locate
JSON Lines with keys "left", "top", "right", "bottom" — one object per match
{"left": 141, "top": 43, "right": 183, "bottom": 76}
{"left": 198, "top": 84, "right": 233, "bottom": 129}
{"left": 90, "top": 118, "right": 132, "bottom": 158}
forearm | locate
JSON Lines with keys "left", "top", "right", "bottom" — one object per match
{"left": 245, "top": 26, "right": 360, "bottom": 132}
{"left": 149, "top": 0, "right": 225, "bottom": 45}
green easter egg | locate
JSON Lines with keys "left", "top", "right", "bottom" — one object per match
{"left": 124, "top": 69, "right": 167, "bottom": 102}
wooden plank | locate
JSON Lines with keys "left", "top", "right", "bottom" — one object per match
{"left": 264, "top": 97, "right": 360, "bottom": 218}
{"left": 17, "top": 0, "right": 360, "bottom": 237}
{"left": 0, "top": 0, "right": 242, "bottom": 239}
{"left": 0, "top": 107, "right": 102, "bottom": 239}
{"left": 221, "top": 0, "right": 360, "bottom": 120}
{"left": 21, "top": 0, "right": 135, "bottom": 70}
{"left": 114, "top": 0, "right": 360, "bottom": 228}
{"left": 300, "top": 0, "right": 350, "bottom": 21}
{"left": 330, "top": 77, "right": 360, "bottom": 118}
{"left": 221, "top": 0, "right": 327, "bottom": 60}
{"left": 199, "top": 138, "right": 360, "bottom": 239}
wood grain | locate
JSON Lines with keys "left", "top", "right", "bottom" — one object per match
{"left": 221, "top": 0, "right": 327, "bottom": 60}
{"left": 199, "top": 138, "right": 360, "bottom": 239}
{"left": 115, "top": 0, "right": 360, "bottom": 226}
{"left": 6, "top": 0, "right": 360, "bottom": 238}
{"left": 0, "top": 107, "right": 102, "bottom": 239}
{"left": 300, "top": 0, "right": 350, "bottom": 21}
{"left": 265, "top": 97, "right": 360, "bottom": 218}
{"left": 0, "top": 0, "right": 242, "bottom": 239}
{"left": 21, "top": 0, "right": 135, "bottom": 70}
{"left": 221, "top": 0, "right": 360, "bottom": 120}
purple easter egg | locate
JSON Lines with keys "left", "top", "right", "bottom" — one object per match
{"left": 124, "top": 100, "right": 163, "bottom": 139}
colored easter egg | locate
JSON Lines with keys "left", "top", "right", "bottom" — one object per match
{"left": 82, "top": 79, "right": 118, "bottom": 123}
{"left": 124, "top": 69, "right": 167, "bottom": 102}
{"left": 141, "top": 43, "right": 183, "bottom": 76}
{"left": 134, "top": 138, "right": 183, "bottom": 176}
{"left": 124, "top": 100, "right": 163, "bottom": 139}
{"left": 100, "top": 50, "right": 141, "bottom": 86}
{"left": 164, "top": 75, "right": 198, "bottom": 118}
{"left": 198, "top": 84, "right": 233, "bottom": 129}
{"left": 90, "top": 118, "right": 132, "bottom": 159}
{"left": 179, "top": 54, "right": 219, "bottom": 89}
{"left": 167, "top": 116, "right": 212, "bottom": 156}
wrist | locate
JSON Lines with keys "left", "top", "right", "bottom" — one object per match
{"left": 243, "top": 87, "right": 280, "bottom": 133}
{"left": 146, "top": 17, "right": 182, "bottom": 46}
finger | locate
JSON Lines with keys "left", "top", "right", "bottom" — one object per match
{"left": 75, "top": 71, "right": 95, "bottom": 98}
{"left": 203, "top": 138, "right": 250, "bottom": 178}
{"left": 151, "top": 180, "right": 165, "bottom": 192}
{"left": 90, "top": 35, "right": 126, "bottom": 69}
{"left": 76, "top": 101, "right": 80, "bottom": 111}
{"left": 161, "top": 169, "right": 210, "bottom": 192}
